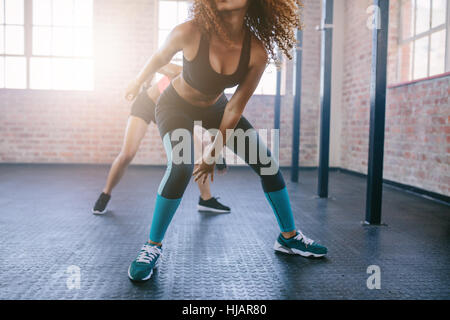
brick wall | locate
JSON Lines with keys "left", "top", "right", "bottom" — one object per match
{"left": 0, "top": 0, "right": 321, "bottom": 167}
{"left": 340, "top": 0, "right": 449, "bottom": 196}
{"left": 385, "top": 76, "right": 450, "bottom": 196}
{"left": 340, "top": 0, "right": 373, "bottom": 173}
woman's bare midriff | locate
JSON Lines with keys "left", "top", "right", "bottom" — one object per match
{"left": 171, "top": 74, "right": 224, "bottom": 107}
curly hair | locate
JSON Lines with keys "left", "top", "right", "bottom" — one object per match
{"left": 190, "top": 0, "right": 303, "bottom": 61}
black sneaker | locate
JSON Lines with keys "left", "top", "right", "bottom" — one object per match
{"left": 197, "top": 196, "right": 230, "bottom": 213}
{"left": 92, "top": 192, "right": 111, "bottom": 215}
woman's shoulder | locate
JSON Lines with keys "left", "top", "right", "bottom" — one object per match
{"left": 166, "top": 20, "right": 201, "bottom": 51}
{"left": 172, "top": 20, "right": 202, "bottom": 39}
{"left": 249, "top": 33, "right": 269, "bottom": 66}
{"left": 172, "top": 20, "right": 202, "bottom": 58}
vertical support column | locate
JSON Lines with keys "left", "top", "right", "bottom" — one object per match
{"left": 274, "top": 52, "right": 282, "bottom": 131}
{"left": 365, "top": 0, "right": 390, "bottom": 225}
{"left": 317, "top": 0, "right": 334, "bottom": 198}
{"left": 24, "top": 0, "right": 32, "bottom": 89}
{"left": 291, "top": 29, "right": 303, "bottom": 183}
{"left": 446, "top": 0, "right": 450, "bottom": 71}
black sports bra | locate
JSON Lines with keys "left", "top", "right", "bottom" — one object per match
{"left": 182, "top": 28, "right": 251, "bottom": 96}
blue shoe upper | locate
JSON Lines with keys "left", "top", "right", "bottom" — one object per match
{"left": 129, "top": 243, "right": 162, "bottom": 281}
{"left": 278, "top": 231, "right": 327, "bottom": 255}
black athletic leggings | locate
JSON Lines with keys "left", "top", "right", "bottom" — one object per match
{"left": 155, "top": 83, "right": 285, "bottom": 199}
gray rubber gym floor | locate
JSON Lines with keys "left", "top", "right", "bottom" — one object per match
{"left": 0, "top": 163, "right": 449, "bottom": 300}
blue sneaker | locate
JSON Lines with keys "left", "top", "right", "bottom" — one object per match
{"left": 128, "top": 242, "right": 162, "bottom": 281}
{"left": 274, "top": 230, "right": 327, "bottom": 257}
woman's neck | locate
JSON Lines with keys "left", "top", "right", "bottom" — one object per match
{"left": 219, "top": 8, "right": 247, "bottom": 41}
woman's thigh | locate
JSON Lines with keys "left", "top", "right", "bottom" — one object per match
{"left": 155, "top": 94, "right": 195, "bottom": 139}
{"left": 158, "top": 129, "right": 195, "bottom": 199}
{"left": 200, "top": 94, "right": 228, "bottom": 132}
{"left": 226, "top": 116, "right": 285, "bottom": 192}
{"left": 121, "top": 115, "right": 149, "bottom": 155}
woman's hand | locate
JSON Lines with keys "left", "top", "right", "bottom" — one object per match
{"left": 125, "top": 79, "right": 141, "bottom": 101}
{"left": 193, "top": 160, "right": 215, "bottom": 184}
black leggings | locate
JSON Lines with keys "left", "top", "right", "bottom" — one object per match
{"left": 155, "top": 83, "right": 285, "bottom": 199}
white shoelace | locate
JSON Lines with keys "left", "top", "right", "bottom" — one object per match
{"left": 136, "top": 244, "right": 161, "bottom": 264}
{"left": 294, "top": 231, "right": 314, "bottom": 246}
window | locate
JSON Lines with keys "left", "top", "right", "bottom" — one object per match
{"left": 157, "top": 0, "right": 284, "bottom": 95}
{"left": 158, "top": 0, "right": 189, "bottom": 65}
{"left": 258, "top": 59, "right": 286, "bottom": 96}
{"left": 398, "top": 0, "right": 450, "bottom": 82}
{"left": 1, "top": 0, "right": 26, "bottom": 88}
{"left": 0, "top": 0, "right": 93, "bottom": 90}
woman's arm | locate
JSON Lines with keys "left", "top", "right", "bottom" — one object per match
{"left": 217, "top": 54, "right": 268, "bottom": 145}
{"left": 144, "top": 63, "right": 182, "bottom": 88}
{"left": 125, "top": 23, "right": 188, "bottom": 101}
{"left": 158, "top": 63, "right": 183, "bottom": 79}
{"left": 193, "top": 43, "right": 268, "bottom": 183}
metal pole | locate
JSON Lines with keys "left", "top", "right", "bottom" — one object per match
{"left": 291, "top": 29, "right": 303, "bottom": 183}
{"left": 274, "top": 52, "right": 282, "bottom": 131}
{"left": 317, "top": 0, "right": 334, "bottom": 198}
{"left": 365, "top": 0, "right": 390, "bottom": 225}
{"left": 25, "top": 0, "right": 32, "bottom": 89}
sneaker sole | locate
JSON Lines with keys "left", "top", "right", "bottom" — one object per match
{"left": 128, "top": 265, "right": 153, "bottom": 282}
{"left": 197, "top": 205, "right": 230, "bottom": 213}
{"left": 273, "top": 240, "right": 326, "bottom": 258}
{"left": 92, "top": 208, "right": 107, "bottom": 215}
{"left": 127, "top": 257, "right": 161, "bottom": 282}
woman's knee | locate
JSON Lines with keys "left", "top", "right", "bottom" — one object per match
{"left": 159, "top": 162, "right": 194, "bottom": 198}
{"left": 118, "top": 149, "right": 137, "bottom": 164}
{"left": 260, "top": 170, "right": 286, "bottom": 193}
{"left": 172, "top": 162, "right": 194, "bottom": 181}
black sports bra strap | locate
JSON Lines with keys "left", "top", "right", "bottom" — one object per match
{"left": 238, "top": 28, "right": 251, "bottom": 70}
{"left": 199, "top": 32, "right": 215, "bottom": 63}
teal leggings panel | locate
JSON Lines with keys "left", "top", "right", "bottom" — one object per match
{"left": 149, "top": 194, "right": 181, "bottom": 243}
{"left": 264, "top": 188, "right": 296, "bottom": 232}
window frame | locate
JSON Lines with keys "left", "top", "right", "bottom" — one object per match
{"left": 397, "top": 0, "right": 450, "bottom": 83}
{"left": 0, "top": 0, "right": 94, "bottom": 91}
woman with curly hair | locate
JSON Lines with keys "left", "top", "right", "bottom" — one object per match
{"left": 125, "top": 0, "right": 327, "bottom": 282}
